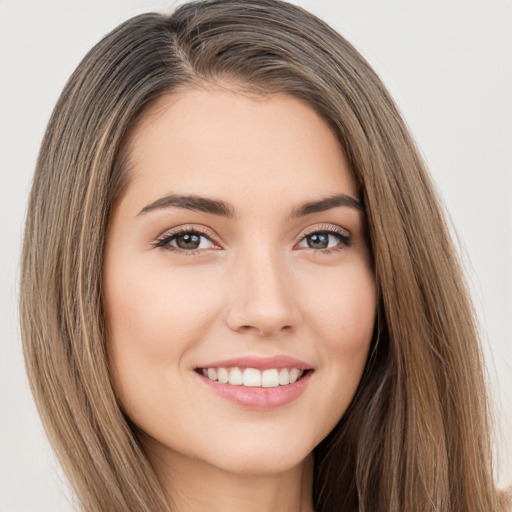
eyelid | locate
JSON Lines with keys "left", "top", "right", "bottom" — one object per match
{"left": 153, "top": 225, "right": 222, "bottom": 251}
{"left": 297, "top": 224, "right": 352, "bottom": 243}
{"left": 299, "top": 223, "right": 350, "bottom": 238}
{"left": 294, "top": 223, "right": 352, "bottom": 251}
{"left": 152, "top": 222, "right": 352, "bottom": 254}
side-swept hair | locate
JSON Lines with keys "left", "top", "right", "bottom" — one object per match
{"left": 20, "top": 1, "right": 507, "bottom": 510}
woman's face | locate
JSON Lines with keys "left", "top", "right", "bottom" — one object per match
{"left": 103, "top": 88, "right": 376, "bottom": 477}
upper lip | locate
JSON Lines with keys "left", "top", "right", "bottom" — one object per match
{"left": 196, "top": 355, "right": 313, "bottom": 371}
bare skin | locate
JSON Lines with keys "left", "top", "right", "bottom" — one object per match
{"left": 103, "top": 88, "right": 376, "bottom": 512}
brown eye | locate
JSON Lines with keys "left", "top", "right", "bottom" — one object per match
{"left": 155, "top": 229, "right": 217, "bottom": 252}
{"left": 175, "top": 233, "right": 202, "bottom": 250}
{"left": 306, "top": 233, "right": 330, "bottom": 249}
{"left": 296, "top": 229, "right": 352, "bottom": 252}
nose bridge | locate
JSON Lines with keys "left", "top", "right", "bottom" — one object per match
{"left": 226, "top": 242, "right": 300, "bottom": 336}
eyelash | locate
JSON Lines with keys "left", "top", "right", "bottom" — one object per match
{"left": 153, "top": 228, "right": 220, "bottom": 254}
{"left": 153, "top": 225, "right": 352, "bottom": 255}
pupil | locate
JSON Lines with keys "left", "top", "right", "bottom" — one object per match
{"left": 308, "top": 233, "right": 329, "bottom": 249}
{"left": 177, "top": 233, "right": 200, "bottom": 249}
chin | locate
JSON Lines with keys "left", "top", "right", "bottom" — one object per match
{"left": 199, "top": 435, "right": 315, "bottom": 476}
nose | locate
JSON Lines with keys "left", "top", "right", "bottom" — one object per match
{"left": 225, "top": 248, "right": 301, "bottom": 337}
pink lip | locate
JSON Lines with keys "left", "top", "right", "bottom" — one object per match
{"left": 194, "top": 355, "right": 314, "bottom": 410}
{"left": 196, "top": 355, "right": 313, "bottom": 371}
{"left": 198, "top": 370, "right": 312, "bottom": 410}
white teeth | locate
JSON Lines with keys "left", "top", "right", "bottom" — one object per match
{"left": 217, "top": 367, "right": 229, "bottom": 383}
{"left": 243, "top": 368, "right": 262, "bottom": 387}
{"left": 201, "top": 367, "right": 306, "bottom": 387}
{"left": 289, "top": 368, "right": 301, "bottom": 384}
{"left": 261, "top": 369, "right": 279, "bottom": 387}
{"left": 229, "top": 367, "right": 243, "bottom": 385}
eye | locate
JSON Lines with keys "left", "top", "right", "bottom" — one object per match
{"left": 154, "top": 228, "right": 218, "bottom": 253}
{"left": 296, "top": 228, "right": 351, "bottom": 252}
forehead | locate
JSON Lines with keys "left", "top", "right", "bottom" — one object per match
{"left": 120, "top": 88, "right": 357, "bottom": 215}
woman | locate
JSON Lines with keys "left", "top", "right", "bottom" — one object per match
{"left": 19, "top": 0, "right": 510, "bottom": 511}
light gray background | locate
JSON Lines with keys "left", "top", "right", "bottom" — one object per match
{"left": 1, "top": 1, "right": 511, "bottom": 510}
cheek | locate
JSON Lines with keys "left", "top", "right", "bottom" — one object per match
{"left": 105, "top": 259, "right": 221, "bottom": 350}
{"left": 302, "top": 258, "right": 376, "bottom": 349}
{"left": 300, "top": 261, "right": 376, "bottom": 432}
{"left": 103, "top": 259, "right": 225, "bottom": 406}
{"left": 103, "top": 261, "right": 230, "bottom": 447}
{"left": 329, "top": 270, "right": 376, "bottom": 372}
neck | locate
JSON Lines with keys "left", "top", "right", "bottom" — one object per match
{"left": 148, "top": 448, "right": 315, "bottom": 512}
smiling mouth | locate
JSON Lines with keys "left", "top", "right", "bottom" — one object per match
{"left": 195, "top": 367, "right": 310, "bottom": 388}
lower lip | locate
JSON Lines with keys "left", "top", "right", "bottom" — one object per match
{"left": 198, "top": 371, "right": 312, "bottom": 410}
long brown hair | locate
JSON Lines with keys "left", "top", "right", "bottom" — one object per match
{"left": 20, "top": 1, "right": 508, "bottom": 510}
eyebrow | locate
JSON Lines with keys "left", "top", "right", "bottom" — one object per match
{"left": 137, "top": 192, "right": 364, "bottom": 218}
{"left": 290, "top": 194, "right": 364, "bottom": 217}
{"left": 138, "top": 194, "right": 236, "bottom": 218}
